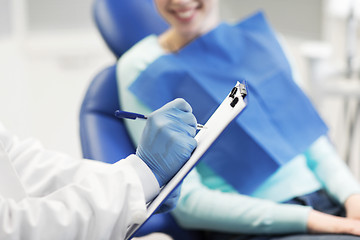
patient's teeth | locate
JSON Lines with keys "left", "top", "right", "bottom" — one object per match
{"left": 177, "top": 9, "right": 194, "bottom": 19}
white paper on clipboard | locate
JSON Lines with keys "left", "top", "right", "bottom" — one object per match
{"left": 125, "top": 81, "right": 247, "bottom": 239}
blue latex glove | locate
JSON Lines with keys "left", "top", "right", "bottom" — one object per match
{"left": 136, "top": 98, "right": 198, "bottom": 187}
{"left": 156, "top": 185, "right": 181, "bottom": 214}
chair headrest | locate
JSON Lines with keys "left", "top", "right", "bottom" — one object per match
{"left": 93, "top": 0, "right": 168, "bottom": 58}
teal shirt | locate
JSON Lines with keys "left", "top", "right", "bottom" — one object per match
{"left": 117, "top": 35, "right": 360, "bottom": 234}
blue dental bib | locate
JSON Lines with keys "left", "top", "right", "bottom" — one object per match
{"left": 129, "top": 12, "right": 328, "bottom": 194}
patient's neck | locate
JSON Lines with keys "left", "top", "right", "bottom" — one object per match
{"left": 159, "top": 22, "right": 219, "bottom": 53}
{"left": 158, "top": 30, "right": 196, "bottom": 53}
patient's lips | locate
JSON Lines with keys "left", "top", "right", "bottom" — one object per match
{"left": 176, "top": 8, "right": 195, "bottom": 21}
{"left": 171, "top": 2, "right": 200, "bottom": 23}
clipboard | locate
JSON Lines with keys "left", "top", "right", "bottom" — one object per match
{"left": 125, "top": 81, "right": 248, "bottom": 239}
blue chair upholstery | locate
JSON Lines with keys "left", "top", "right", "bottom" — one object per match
{"left": 79, "top": 65, "right": 135, "bottom": 162}
{"left": 93, "top": 0, "right": 168, "bottom": 58}
{"left": 79, "top": 0, "right": 203, "bottom": 239}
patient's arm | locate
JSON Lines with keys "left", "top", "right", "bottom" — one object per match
{"left": 308, "top": 209, "right": 360, "bottom": 235}
{"left": 344, "top": 193, "right": 360, "bottom": 219}
{"left": 173, "top": 168, "right": 360, "bottom": 236}
{"left": 305, "top": 136, "right": 360, "bottom": 206}
{"left": 172, "top": 168, "right": 311, "bottom": 234}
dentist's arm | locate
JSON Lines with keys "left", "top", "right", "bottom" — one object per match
{"left": 0, "top": 99, "right": 197, "bottom": 240}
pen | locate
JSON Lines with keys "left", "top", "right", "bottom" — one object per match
{"left": 115, "top": 110, "right": 206, "bottom": 130}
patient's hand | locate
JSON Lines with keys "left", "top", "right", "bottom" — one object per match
{"left": 307, "top": 209, "right": 360, "bottom": 236}
{"left": 345, "top": 194, "right": 360, "bottom": 220}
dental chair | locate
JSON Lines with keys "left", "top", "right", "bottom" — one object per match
{"left": 79, "top": 0, "right": 203, "bottom": 239}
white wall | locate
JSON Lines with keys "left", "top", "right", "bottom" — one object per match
{"left": 220, "top": 0, "right": 325, "bottom": 40}
{"left": 27, "top": 0, "right": 94, "bottom": 31}
{"left": 0, "top": 0, "right": 114, "bottom": 157}
{"left": 0, "top": 33, "right": 114, "bottom": 157}
{"left": 0, "top": 0, "right": 11, "bottom": 37}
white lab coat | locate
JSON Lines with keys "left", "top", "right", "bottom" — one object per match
{"left": 0, "top": 123, "right": 159, "bottom": 240}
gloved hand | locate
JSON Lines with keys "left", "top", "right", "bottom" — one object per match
{"left": 136, "top": 98, "right": 197, "bottom": 187}
{"left": 155, "top": 185, "right": 181, "bottom": 214}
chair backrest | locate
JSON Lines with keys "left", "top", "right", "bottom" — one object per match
{"left": 79, "top": 65, "right": 135, "bottom": 163}
{"left": 93, "top": 0, "right": 168, "bottom": 58}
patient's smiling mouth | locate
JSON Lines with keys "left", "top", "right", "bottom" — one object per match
{"left": 155, "top": 0, "right": 220, "bottom": 51}
{"left": 169, "top": 2, "right": 201, "bottom": 23}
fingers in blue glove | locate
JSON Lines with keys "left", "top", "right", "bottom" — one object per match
{"left": 152, "top": 98, "right": 197, "bottom": 137}
{"left": 165, "top": 98, "right": 193, "bottom": 112}
{"left": 155, "top": 185, "right": 181, "bottom": 214}
{"left": 137, "top": 99, "right": 198, "bottom": 187}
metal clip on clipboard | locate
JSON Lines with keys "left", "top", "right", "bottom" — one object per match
{"left": 125, "top": 81, "right": 247, "bottom": 240}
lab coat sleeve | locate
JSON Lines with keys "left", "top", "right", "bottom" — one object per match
{"left": 2, "top": 128, "right": 159, "bottom": 200}
{"left": 305, "top": 135, "right": 360, "bottom": 204}
{"left": 172, "top": 169, "right": 312, "bottom": 234}
{"left": 0, "top": 125, "right": 160, "bottom": 239}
